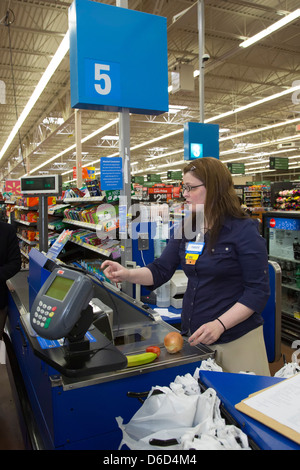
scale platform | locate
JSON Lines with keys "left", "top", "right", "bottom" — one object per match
{"left": 21, "top": 313, "right": 213, "bottom": 380}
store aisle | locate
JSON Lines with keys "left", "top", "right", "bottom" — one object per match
{"left": 0, "top": 341, "right": 296, "bottom": 450}
{"left": 0, "top": 364, "right": 25, "bottom": 450}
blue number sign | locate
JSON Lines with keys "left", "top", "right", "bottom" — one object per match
{"left": 184, "top": 122, "right": 219, "bottom": 160}
{"left": 69, "top": 0, "right": 168, "bottom": 114}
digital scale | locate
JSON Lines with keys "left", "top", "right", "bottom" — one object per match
{"left": 20, "top": 175, "right": 62, "bottom": 252}
{"left": 20, "top": 175, "right": 62, "bottom": 196}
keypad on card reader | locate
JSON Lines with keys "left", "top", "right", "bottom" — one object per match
{"left": 32, "top": 300, "right": 57, "bottom": 329}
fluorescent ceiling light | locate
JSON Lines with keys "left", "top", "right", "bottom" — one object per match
{"left": 28, "top": 143, "right": 75, "bottom": 175}
{"left": 206, "top": 83, "right": 300, "bottom": 123}
{"left": 67, "top": 128, "right": 183, "bottom": 173}
{"left": 0, "top": 31, "right": 69, "bottom": 162}
{"left": 245, "top": 168, "right": 276, "bottom": 174}
{"left": 223, "top": 149, "right": 294, "bottom": 165}
{"left": 220, "top": 117, "right": 300, "bottom": 142}
{"left": 240, "top": 9, "right": 300, "bottom": 48}
{"left": 245, "top": 165, "right": 269, "bottom": 172}
{"left": 145, "top": 149, "right": 183, "bottom": 161}
{"left": 133, "top": 159, "right": 185, "bottom": 175}
{"left": 43, "top": 117, "right": 64, "bottom": 126}
{"left": 156, "top": 159, "right": 185, "bottom": 169}
{"left": 102, "top": 135, "right": 119, "bottom": 140}
{"left": 289, "top": 155, "right": 300, "bottom": 160}
{"left": 245, "top": 159, "right": 270, "bottom": 166}
{"left": 151, "top": 147, "right": 169, "bottom": 152}
{"left": 169, "top": 105, "right": 187, "bottom": 110}
{"left": 221, "top": 134, "right": 300, "bottom": 157}
{"left": 63, "top": 127, "right": 300, "bottom": 177}
{"left": 168, "top": 104, "right": 188, "bottom": 114}
{"left": 131, "top": 128, "right": 184, "bottom": 152}
{"left": 223, "top": 148, "right": 296, "bottom": 164}
{"left": 6, "top": 26, "right": 300, "bottom": 179}
{"left": 244, "top": 156, "right": 300, "bottom": 174}
{"left": 29, "top": 117, "right": 119, "bottom": 175}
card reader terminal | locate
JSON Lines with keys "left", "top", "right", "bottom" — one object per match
{"left": 30, "top": 267, "right": 94, "bottom": 340}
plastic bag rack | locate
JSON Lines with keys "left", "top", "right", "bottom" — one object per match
{"left": 117, "top": 367, "right": 255, "bottom": 451}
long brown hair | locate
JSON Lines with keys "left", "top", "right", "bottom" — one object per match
{"left": 183, "top": 157, "right": 248, "bottom": 248}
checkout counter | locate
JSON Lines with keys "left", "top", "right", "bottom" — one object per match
{"left": 5, "top": 248, "right": 299, "bottom": 451}
{"left": 5, "top": 248, "right": 214, "bottom": 450}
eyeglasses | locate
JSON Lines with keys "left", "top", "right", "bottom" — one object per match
{"left": 182, "top": 183, "right": 205, "bottom": 193}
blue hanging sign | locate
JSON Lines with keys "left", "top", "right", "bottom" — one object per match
{"left": 184, "top": 122, "right": 219, "bottom": 160}
{"left": 69, "top": 0, "right": 169, "bottom": 115}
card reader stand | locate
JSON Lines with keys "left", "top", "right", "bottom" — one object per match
{"left": 64, "top": 304, "right": 94, "bottom": 353}
{"left": 23, "top": 312, "right": 128, "bottom": 378}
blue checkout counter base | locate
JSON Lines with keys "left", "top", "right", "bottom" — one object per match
{"left": 6, "top": 283, "right": 211, "bottom": 450}
{"left": 4, "top": 250, "right": 292, "bottom": 452}
{"left": 199, "top": 370, "right": 300, "bottom": 450}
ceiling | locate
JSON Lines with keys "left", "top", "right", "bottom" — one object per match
{"left": 0, "top": 0, "right": 300, "bottom": 188}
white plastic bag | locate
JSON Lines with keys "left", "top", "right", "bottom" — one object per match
{"left": 274, "top": 361, "right": 300, "bottom": 378}
{"left": 120, "top": 385, "right": 199, "bottom": 441}
{"left": 196, "top": 357, "right": 223, "bottom": 373}
{"left": 117, "top": 371, "right": 251, "bottom": 450}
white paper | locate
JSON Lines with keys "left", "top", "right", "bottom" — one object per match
{"left": 154, "top": 308, "right": 181, "bottom": 319}
{"left": 244, "top": 374, "right": 300, "bottom": 434}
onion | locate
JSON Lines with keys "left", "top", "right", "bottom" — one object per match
{"left": 164, "top": 332, "right": 184, "bottom": 354}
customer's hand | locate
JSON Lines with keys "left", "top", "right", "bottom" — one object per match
{"left": 101, "top": 260, "right": 129, "bottom": 283}
{"left": 188, "top": 319, "right": 224, "bottom": 346}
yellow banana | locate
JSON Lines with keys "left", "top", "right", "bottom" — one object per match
{"left": 126, "top": 352, "right": 158, "bottom": 367}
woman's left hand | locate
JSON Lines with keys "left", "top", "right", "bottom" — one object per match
{"left": 188, "top": 319, "right": 224, "bottom": 346}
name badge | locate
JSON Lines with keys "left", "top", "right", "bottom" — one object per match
{"left": 185, "top": 241, "right": 205, "bottom": 265}
{"left": 186, "top": 242, "right": 205, "bottom": 254}
{"left": 185, "top": 253, "right": 199, "bottom": 265}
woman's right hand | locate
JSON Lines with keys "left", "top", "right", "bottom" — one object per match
{"left": 101, "top": 260, "right": 129, "bottom": 283}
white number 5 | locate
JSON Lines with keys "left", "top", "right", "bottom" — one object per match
{"left": 94, "top": 63, "right": 111, "bottom": 95}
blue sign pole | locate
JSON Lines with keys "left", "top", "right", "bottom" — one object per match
{"left": 69, "top": 0, "right": 168, "bottom": 295}
{"left": 198, "top": 0, "right": 205, "bottom": 122}
{"left": 116, "top": 0, "right": 132, "bottom": 296}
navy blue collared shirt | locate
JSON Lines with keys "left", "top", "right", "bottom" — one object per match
{"left": 146, "top": 216, "right": 270, "bottom": 344}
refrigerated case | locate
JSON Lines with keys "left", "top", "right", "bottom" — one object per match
{"left": 262, "top": 211, "right": 300, "bottom": 343}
